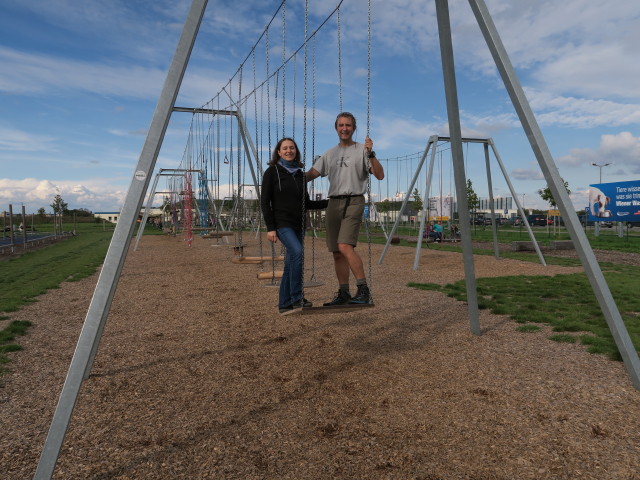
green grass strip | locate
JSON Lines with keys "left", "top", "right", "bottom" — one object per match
{"left": 0, "top": 230, "right": 111, "bottom": 374}
{"left": 409, "top": 266, "right": 640, "bottom": 361}
{"left": 0, "top": 231, "right": 111, "bottom": 312}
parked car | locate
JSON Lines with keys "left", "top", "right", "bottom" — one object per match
{"left": 578, "top": 214, "right": 594, "bottom": 227}
{"left": 526, "top": 214, "right": 548, "bottom": 226}
{"left": 471, "top": 215, "right": 485, "bottom": 225}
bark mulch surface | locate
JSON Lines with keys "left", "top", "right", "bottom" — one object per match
{"left": 2, "top": 235, "right": 640, "bottom": 479}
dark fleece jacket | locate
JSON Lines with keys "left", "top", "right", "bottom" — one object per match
{"left": 260, "top": 163, "right": 328, "bottom": 232}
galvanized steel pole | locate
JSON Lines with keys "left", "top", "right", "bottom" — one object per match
{"left": 33, "top": 1, "right": 209, "bottom": 478}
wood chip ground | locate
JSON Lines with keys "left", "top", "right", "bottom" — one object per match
{"left": 1, "top": 235, "right": 640, "bottom": 479}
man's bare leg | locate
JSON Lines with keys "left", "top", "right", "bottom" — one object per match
{"left": 332, "top": 250, "right": 352, "bottom": 284}
{"left": 322, "top": 250, "right": 353, "bottom": 306}
{"left": 337, "top": 243, "right": 371, "bottom": 304}
{"left": 336, "top": 243, "right": 365, "bottom": 279}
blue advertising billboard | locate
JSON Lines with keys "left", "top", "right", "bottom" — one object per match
{"left": 588, "top": 180, "right": 640, "bottom": 222}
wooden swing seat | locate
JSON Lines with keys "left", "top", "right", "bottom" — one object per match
{"left": 202, "top": 231, "right": 234, "bottom": 238}
{"left": 257, "top": 270, "right": 283, "bottom": 280}
{"left": 232, "top": 255, "right": 285, "bottom": 264}
{"left": 300, "top": 303, "right": 375, "bottom": 314}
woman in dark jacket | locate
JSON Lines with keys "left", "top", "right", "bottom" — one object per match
{"left": 261, "top": 137, "right": 328, "bottom": 314}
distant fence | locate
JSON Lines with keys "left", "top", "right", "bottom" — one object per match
{"left": 0, "top": 232, "right": 74, "bottom": 256}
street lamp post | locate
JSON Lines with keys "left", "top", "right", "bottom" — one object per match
{"left": 591, "top": 162, "right": 611, "bottom": 183}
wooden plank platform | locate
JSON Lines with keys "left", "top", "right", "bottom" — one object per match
{"left": 300, "top": 303, "right": 375, "bottom": 314}
{"left": 511, "top": 241, "right": 536, "bottom": 251}
{"left": 549, "top": 240, "right": 574, "bottom": 250}
{"left": 202, "top": 231, "right": 234, "bottom": 238}
{"left": 232, "top": 255, "right": 285, "bottom": 264}
{"left": 257, "top": 270, "right": 283, "bottom": 280}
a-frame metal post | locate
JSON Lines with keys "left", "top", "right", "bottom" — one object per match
{"left": 33, "top": 1, "right": 209, "bottom": 478}
{"left": 134, "top": 168, "right": 202, "bottom": 251}
{"left": 435, "top": 0, "right": 480, "bottom": 335}
{"left": 468, "top": 0, "right": 640, "bottom": 389}
{"left": 488, "top": 139, "right": 546, "bottom": 265}
{"left": 412, "top": 138, "right": 439, "bottom": 269}
{"left": 377, "top": 138, "right": 434, "bottom": 264}
{"left": 378, "top": 135, "right": 547, "bottom": 270}
{"left": 483, "top": 143, "right": 501, "bottom": 258}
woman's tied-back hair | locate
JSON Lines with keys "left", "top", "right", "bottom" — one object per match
{"left": 269, "top": 137, "right": 303, "bottom": 167}
{"left": 334, "top": 112, "right": 357, "bottom": 130}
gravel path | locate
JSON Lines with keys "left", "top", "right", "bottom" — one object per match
{"left": 1, "top": 235, "right": 639, "bottom": 479}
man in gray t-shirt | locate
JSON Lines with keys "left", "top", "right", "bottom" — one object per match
{"left": 306, "top": 112, "right": 384, "bottom": 306}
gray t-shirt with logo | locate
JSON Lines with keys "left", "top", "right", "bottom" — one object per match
{"left": 312, "top": 143, "right": 371, "bottom": 197}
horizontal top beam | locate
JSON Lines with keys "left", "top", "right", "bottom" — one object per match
{"left": 158, "top": 168, "right": 203, "bottom": 173}
{"left": 173, "top": 106, "right": 238, "bottom": 115}
{"left": 435, "top": 136, "right": 490, "bottom": 144}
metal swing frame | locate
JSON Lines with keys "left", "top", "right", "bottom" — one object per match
{"left": 34, "top": 1, "right": 640, "bottom": 478}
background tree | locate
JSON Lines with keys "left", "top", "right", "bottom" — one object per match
{"left": 538, "top": 179, "right": 570, "bottom": 208}
{"left": 466, "top": 179, "right": 479, "bottom": 212}
{"left": 37, "top": 207, "right": 46, "bottom": 217}
{"left": 412, "top": 188, "right": 423, "bottom": 213}
{"left": 376, "top": 199, "right": 390, "bottom": 213}
{"left": 51, "top": 194, "right": 68, "bottom": 215}
{"left": 68, "top": 208, "right": 94, "bottom": 217}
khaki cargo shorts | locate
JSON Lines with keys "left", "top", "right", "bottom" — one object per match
{"left": 325, "top": 195, "right": 364, "bottom": 252}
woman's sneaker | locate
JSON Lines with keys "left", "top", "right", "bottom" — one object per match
{"left": 279, "top": 305, "right": 294, "bottom": 314}
{"left": 281, "top": 298, "right": 312, "bottom": 315}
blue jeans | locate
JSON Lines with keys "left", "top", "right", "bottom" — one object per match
{"left": 277, "top": 227, "right": 304, "bottom": 308}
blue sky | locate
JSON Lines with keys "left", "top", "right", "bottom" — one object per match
{"left": 1, "top": 0, "right": 640, "bottom": 214}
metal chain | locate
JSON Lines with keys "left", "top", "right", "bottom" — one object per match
{"left": 266, "top": 28, "right": 271, "bottom": 156}
{"left": 292, "top": 54, "right": 296, "bottom": 139}
{"left": 300, "top": 0, "right": 309, "bottom": 298}
{"left": 281, "top": 0, "right": 286, "bottom": 139}
{"left": 366, "top": 0, "right": 373, "bottom": 298}
{"left": 367, "top": 0, "right": 372, "bottom": 138}
{"left": 237, "top": 69, "right": 244, "bottom": 252}
{"left": 274, "top": 70, "right": 279, "bottom": 144}
{"left": 310, "top": 32, "right": 318, "bottom": 283}
{"left": 252, "top": 50, "right": 265, "bottom": 269}
{"left": 337, "top": 7, "right": 342, "bottom": 112}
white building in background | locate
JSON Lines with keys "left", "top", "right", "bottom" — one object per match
{"left": 94, "top": 208, "right": 163, "bottom": 224}
{"left": 94, "top": 211, "right": 120, "bottom": 223}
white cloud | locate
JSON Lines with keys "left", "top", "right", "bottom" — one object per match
{"left": 0, "top": 127, "right": 57, "bottom": 152}
{"left": 557, "top": 132, "right": 640, "bottom": 172}
{"left": 0, "top": 47, "right": 167, "bottom": 99}
{"left": 372, "top": 116, "right": 437, "bottom": 152}
{"left": 0, "top": 177, "right": 127, "bottom": 212}
{"left": 510, "top": 168, "right": 544, "bottom": 181}
{"left": 527, "top": 90, "right": 640, "bottom": 128}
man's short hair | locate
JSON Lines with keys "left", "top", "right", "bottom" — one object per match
{"left": 335, "top": 112, "right": 357, "bottom": 130}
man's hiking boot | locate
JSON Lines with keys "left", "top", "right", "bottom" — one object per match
{"left": 348, "top": 284, "right": 371, "bottom": 305}
{"left": 323, "top": 289, "right": 351, "bottom": 306}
